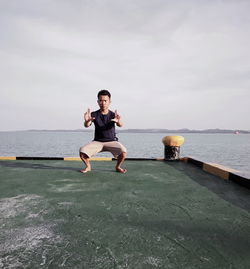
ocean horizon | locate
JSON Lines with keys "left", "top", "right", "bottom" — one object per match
{"left": 0, "top": 131, "right": 249, "bottom": 173}
{"left": 1, "top": 128, "right": 250, "bottom": 134}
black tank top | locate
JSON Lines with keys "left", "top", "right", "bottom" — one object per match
{"left": 91, "top": 110, "right": 118, "bottom": 142}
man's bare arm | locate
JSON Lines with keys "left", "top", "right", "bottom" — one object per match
{"left": 84, "top": 108, "right": 95, "bottom": 128}
{"left": 111, "top": 110, "right": 123, "bottom": 127}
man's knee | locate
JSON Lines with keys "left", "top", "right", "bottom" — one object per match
{"left": 80, "top": 152, "right": 89, "bottom": 159}
{"left": 118, "top": 151, "right": 126, "bottom": 158}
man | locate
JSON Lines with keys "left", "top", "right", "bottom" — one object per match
{"left": 79, "top": 90, "right": 127, "bottom": 173}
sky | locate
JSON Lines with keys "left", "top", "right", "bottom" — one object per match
{"left": 0, "top": 0, "right": 250, "bottom": 131}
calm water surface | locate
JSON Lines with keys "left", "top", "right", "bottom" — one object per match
{"left": 0, "top": 131, "right": 249, "bottom": 173}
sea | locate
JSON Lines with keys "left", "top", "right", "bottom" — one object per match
{"left": 0, "top": 131, "right": 250, "bottom": 173}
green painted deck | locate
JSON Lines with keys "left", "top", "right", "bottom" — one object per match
{"left": 0, "top": 160, "right": 250, "bottom": 269}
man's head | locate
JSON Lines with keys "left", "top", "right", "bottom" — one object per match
{"left": 97, "top": 89, "right": 111, "bottom": 99}
{"left": 97, "top": 89, "right": 111, "bottom": 111}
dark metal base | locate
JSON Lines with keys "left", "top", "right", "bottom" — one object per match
{"left": 164, "top": 146, "right": 180, "bottom": 160}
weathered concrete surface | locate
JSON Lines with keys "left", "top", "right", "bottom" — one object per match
{"left": 0, "top": 160, "right": 250, "bottom": 269}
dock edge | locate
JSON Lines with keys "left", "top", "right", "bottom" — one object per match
{"left": 181, "top": 157, "right": 250, "bottom": 189}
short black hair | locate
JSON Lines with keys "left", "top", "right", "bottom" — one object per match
{"left": 97, "top": 89, "right": 111, "bottom": 99}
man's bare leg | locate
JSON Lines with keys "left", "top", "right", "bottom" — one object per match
{"left": 116, "top": 152, "right": 127, "bottom": 173}
{"left": 79, "top": 152, "right": 91, "bottom": 173}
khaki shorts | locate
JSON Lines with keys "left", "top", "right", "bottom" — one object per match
{"left": 79, "top": 141, "right": 127, "bottom": 158}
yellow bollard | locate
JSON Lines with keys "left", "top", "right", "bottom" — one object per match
{"left": 162, "top": 136, "right": 184, "bottom": 160}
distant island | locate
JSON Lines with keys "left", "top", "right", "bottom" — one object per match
{"left": 25, "top": 128, "right": 250, "bottom": 134}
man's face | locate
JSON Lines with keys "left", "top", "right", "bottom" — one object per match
{"left": 97, "top": 95, "right": 111, "bottom": 110}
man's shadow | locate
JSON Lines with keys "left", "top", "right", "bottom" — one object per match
{"left": 0, "top": 160, "right": 118, "bottom": 173}
{"left": 0, "top": 160, "right": 77, "bottom": 171}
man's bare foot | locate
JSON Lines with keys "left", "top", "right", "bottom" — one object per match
{"left": 116, "top": 167, "right": 127, "bottom": 173}
{"left": 80, "top": 167, "right": 91, "bottom": 173}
